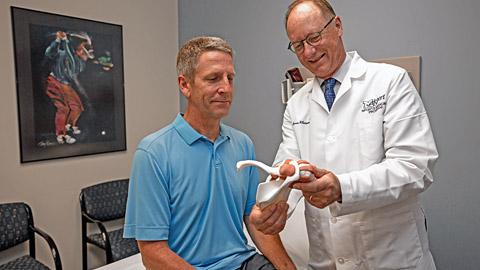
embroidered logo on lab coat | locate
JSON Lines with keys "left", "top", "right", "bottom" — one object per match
{"left": 361, "top": 94, "right": 385, "bottom": 113}
{"left": 293, "top": 120, "right": 310, "bottom": 125}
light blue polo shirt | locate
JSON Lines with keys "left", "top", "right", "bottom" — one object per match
{"left": 124, "top": 114, "right": 258, "bottom": 269}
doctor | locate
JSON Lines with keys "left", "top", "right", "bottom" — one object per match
{"left": 249, "top": 0, "right": 439, "bottom": 269}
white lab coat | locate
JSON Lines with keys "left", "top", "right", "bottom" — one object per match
{"left": 275, "top": 52, "right": 438, "bottom": 270}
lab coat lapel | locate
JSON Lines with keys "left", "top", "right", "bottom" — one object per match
{"left": 336, "top": 77, "right": 351, "bottom": 102}
{"left": 336, "top": 52, "right": 367, "bottom": 102}
{"left": 311, "top": 77, "right": 329, "bottom": 112}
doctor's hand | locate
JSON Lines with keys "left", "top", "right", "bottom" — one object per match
{"left": 249, "top": 202, "right": 288, "bottom": 235}
{"left": 292, "top": 170, "right": 342, "bottom": 209}
{"left": 272, "top": 159, "right": 317, "bottom": 181}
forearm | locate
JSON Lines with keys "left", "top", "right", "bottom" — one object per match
{"left": 45, "top": 40, "right": 61, "bottom": 59}
{"left": 331, "top": 159, "right": 432, "bottom": 216}
{"left": 245, "top": 218, "right": 295, "bottom": 270}
{"left": 137, "top": 240, "right": 194, "bottom": 270}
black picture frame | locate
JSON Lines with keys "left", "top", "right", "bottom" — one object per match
{"left": 11, "top": 7, "right": 126, "bottom": 163}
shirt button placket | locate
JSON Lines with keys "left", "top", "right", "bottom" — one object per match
{"left": 212, "top": 142, "right": 221, "bottom": 168}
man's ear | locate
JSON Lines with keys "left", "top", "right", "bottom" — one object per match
{"left": 178, "top": 75, "right": 191, "bottom": 98}
{"left": 334, "top": 16, "right": 343, "bottom": 36}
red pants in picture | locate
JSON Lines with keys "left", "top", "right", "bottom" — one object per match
{"left": 46, "top": 75, "right": 84, "bottom": 144}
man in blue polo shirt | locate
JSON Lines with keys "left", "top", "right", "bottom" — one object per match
{"left": 124, "top": 36, "right": 295, "bottom": 270}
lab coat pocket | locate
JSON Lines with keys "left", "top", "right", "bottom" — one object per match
{"left": 357, "top": 209, "right": 422, "bottom": 269}
{"left": 358, "top": 116, "right": 384, "bottom": 162}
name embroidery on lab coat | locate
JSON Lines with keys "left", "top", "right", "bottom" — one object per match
{"left": 361, "top": 94, "right": 386, "bottom": 113}
{"left": 292, "top": 120, "right": 310, "bottom": 125}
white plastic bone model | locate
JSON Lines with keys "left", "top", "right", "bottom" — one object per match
{"left": 236, "top": 160, "right": 313, "bottom": 215}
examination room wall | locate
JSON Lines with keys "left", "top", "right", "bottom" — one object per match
{"left": 0, "top": 0, "right": 179, "bottom": 269}
{"left": 179, "top": 0, "right": 480, "bottom": 269}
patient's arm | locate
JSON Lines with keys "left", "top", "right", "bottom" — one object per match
{"left": 244, "top": 213, "right": 296, "bottom": 270}
{"left": 137, "top": 240, "right": 194, "bottom": 270}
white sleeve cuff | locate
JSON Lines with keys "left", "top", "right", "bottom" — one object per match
{"left": 329, "top": 173, "right": 352, "bottom": 217}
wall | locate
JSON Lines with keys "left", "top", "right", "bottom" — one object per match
{"left": 0, "top": 0, "right": 179, "bottom": 269}
{"left": 179, "top": 0, "right": 480, "bottom": 269}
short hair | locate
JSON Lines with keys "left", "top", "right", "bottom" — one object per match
{"left": 176, "top": 36, "right": 233, "bottom": 81}
{"left": 285, "top": 0, "right": 336, "bottom": 30}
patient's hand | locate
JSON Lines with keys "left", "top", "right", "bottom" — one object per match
{"left": 249, "top": 202, "right": 288, "bottom": 235}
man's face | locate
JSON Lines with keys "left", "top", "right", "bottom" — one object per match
{"left": 180, "top": 51, "right": 235, "bottom": 121}
{"left": 76, "top": 42, "right": 94, "bottom": 62}
{"left": 287, "top": 2, "right": 345, "bottom": 79}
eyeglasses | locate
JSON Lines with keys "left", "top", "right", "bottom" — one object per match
{"left": 288, "top": 16, "right": 335, "bottom": 53}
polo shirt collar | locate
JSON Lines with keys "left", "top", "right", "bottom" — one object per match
{"left": 218, "top": 123, "right": 231, "bottom": 142}
{"left": 173, "top": 114, "right": 202, "bottom": 145}
{"left": 173, "top": 113, "right": 230, "bottom": 145}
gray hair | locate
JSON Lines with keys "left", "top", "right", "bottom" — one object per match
{"left": 176, "top": 36, "right": 233, "bottom": 81}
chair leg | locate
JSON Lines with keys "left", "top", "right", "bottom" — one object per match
{"left": 103, "top": 231, "right": 113, "bottom": 264}
{"left": 82, "top": 220, "right": 88, "bottom": 270}
{"left": 82, "top": 243, "right": 87, "bottom": 270}
{"left": 106, "top": 246, "right": 113, "bottom": 264}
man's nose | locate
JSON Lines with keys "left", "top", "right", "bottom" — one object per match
{"left": 218, "top": 76, "right": 233, "bottom": 93}
{"left": 302, "top": 42, "right": 317, "bottom": 58}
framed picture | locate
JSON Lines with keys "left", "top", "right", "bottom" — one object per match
{"left": 11, "top": 7, "right": 126, "bottom": 163}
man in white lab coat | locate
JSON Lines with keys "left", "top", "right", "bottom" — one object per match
{"left": 249, "top": 0, "right": 439, "bottom": 269}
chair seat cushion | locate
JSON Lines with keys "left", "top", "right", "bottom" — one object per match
{"left": 0, "top": 255, "right": 50, "bottom": 270}
{"left": 87, "top": 228, "right": 139, "bottom": 261}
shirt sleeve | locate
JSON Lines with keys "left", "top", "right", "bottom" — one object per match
{"left": 330, "top": 70, "right": 439, "bottom": 216}
{"left": 123, "top": 148, "right": 171, "bottom": 240}
{"left": 45, "top": 40, "right": 61, "bottom": 58}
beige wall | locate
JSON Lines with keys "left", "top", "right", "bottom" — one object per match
{"left": 0, "top": 0, "right": 179, "bottom": 269}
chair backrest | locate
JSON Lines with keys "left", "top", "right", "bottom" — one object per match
{"left": 80, "top": 179, "right": 129, "bottom": 222}
{"left": 0, "top": 202, "right": 32, "bottom": 251}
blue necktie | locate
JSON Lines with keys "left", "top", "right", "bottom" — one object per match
{"left": 324, "top": 78, "right": 336, "bottom": 111}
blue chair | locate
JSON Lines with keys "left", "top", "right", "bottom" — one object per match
{"left": 0, "top": 202, "right": 62, "bottom": 270}
{"left": 80, "top": 179, "right": 139, "bottom": 270}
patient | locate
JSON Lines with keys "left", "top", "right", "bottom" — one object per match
{"left": 123, "top": 36, "right": 295, "bottom": 270}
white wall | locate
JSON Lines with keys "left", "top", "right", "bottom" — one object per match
{"left": 0, "top": 0, "right": 179, "bottom": 269}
